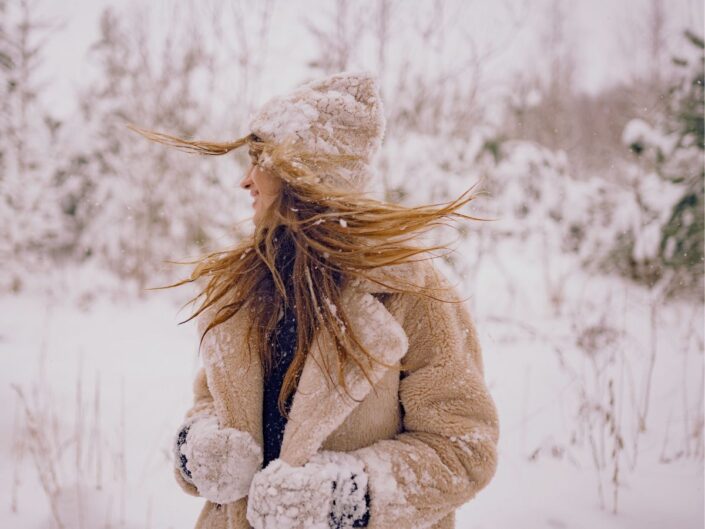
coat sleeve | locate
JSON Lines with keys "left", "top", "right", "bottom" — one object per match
{"left": 173, "top": 305, "right": 219, "bottom": 497}
{"left": 348, "top": 265, "right": 500, "bottom": 529}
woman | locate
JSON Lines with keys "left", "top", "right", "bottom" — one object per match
{"left": 129, "top": 70, "right": 499, "bottom": 529}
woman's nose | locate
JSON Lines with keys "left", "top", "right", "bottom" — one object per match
{"left": 240, "top": 167, "right": 253, "bottom": 190}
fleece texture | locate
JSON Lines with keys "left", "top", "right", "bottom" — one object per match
{"left": 173, "top": 258, "right": 500, "bottom": 529}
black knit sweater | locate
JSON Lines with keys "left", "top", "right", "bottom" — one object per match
{"left": 262, "top": 298, "right": 298, "bottom": 469}
{"left": 262, "top": 228, "right": 298, "bottom": 469}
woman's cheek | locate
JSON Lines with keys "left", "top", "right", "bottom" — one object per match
{"left": 256, "top": 168, "right": 281, "bottom": 196}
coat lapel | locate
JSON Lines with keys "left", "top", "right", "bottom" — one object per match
{"left": 199, "top": 260, "right": 427, "bottom": 469}
{"left": 278, "top": 285, "right": 409, "bottom": 467}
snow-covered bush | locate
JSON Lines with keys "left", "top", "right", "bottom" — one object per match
{"left": 620, "top": 30, "right": 704, "bottom": 301}
{"left": 68, "top": 8, "right": 244, "bottom": 293}
{"left": 485, "top": 133, "right": 691, "bottom": 298}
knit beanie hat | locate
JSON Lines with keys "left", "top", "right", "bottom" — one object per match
{"left": 246, "top": 70, "right": 386, "bottom": 194}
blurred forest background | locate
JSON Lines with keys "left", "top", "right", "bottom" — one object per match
{"left": 1, "top": 0, "right": 703, "bottom": 528}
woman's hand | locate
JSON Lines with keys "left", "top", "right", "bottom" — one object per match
{"left": 246, "top": 450, "right": 370, "bottom": 529}
{"left": 174, "top": 414, "right": 263, "bottom": 505}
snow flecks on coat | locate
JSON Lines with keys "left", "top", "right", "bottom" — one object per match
{"left": 346, "top": 291, "right": 409, "bottom": 366}
{"left": 448, "top": 430, "right": 497, "bottom": 459}
{"left": 177, "top": 258, "right": 500, "bottom": 529}
{"left": 278, "top": 290, "right": 410, "bottom": 468}
{"left": 339, "top": 263, "right": 499, "bottom": 529}
{"left": 197, "top": 300, "right": 265, "bottom": 448}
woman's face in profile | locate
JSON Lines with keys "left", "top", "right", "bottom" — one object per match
{"left": 239, "top": 147, "right": 282, "bottom": 225}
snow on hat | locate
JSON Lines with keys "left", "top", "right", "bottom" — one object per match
{"left": 246, "top": 70, "right": 386, "bottom": 193}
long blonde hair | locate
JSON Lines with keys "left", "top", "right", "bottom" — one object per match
{"left": 127, "top": 123, "right": 491, "bottom": 418}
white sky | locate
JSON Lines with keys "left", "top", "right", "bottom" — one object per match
{"left": 35, "top": 0, "right": 704, "bottom": 121}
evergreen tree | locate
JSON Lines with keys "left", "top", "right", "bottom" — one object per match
{"left": 623, "top": 30, "right": 704, "bottom": 300}
{"left": 657, "top": 30, "right": 704, "bottom": 300}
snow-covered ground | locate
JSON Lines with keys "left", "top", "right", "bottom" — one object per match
{"left": 1, "top": 250, "right": 703, "bottom": 529}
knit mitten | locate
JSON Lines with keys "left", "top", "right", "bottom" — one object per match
{"left": 174, "top": 414, "right": 263, "bottom": 505}
{"left": 246, "top": 450, "right": 370, "bottom": 529}
{"left": 174, "top": 414, "right": 204, "bottom": 487}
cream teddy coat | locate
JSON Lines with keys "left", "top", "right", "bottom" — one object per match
{"left": 174, "top": 258, "right": 500, "bottom": 529}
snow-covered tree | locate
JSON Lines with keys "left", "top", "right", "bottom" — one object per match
{"left": 66, "top": 5, "right": 245, "bottom": 294}
{"left": 0, "top": 0, "right": 68, "bottom": 293}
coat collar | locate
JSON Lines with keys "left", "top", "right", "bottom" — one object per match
{"left": 198, "top": 260, "right": 425, "bottom": 467}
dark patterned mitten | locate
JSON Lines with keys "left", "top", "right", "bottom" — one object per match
{"left": 173, "top": 414, "right": 263, "bottom": 504}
